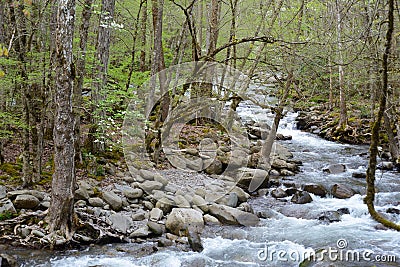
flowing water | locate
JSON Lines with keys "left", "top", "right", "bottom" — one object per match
{"left": 18, "top": 87, "right": 400, "bottom": 267}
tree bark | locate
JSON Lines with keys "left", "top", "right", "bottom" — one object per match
{"left": 364, "top": 0, "right": 400, "bottom": 231}
{"left": 336, "top": 0, "right": 347, "bottom": 129}
{"left": 47, "top": 0, "right": 77, "bottom": 240}
{"left": 74, "top": 0, "right": 93, "bottom": 163}
{"left": 139, "top": 0, "right": 148, "bottom": 72}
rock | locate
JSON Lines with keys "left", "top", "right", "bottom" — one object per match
{"left": 31, "top": 229, "right": 45, "bottom": 238}
{"left": 257, "top": 209, "right": 280, "bottom": 219}
{"left": 269, "top": 169, "right": 280, "bottom": 176}
{"left": 280, "top": 169, "right": 295, "bottom": 176}
{"left": 153, "top": 174, "right": 169, "bottom": 186}
{"left": 302, "top": 184, "right": 327, "bottom": 197}
{"left": 203, "top": 214, "right": 220, "bottom": 225}
{"left": 158, "top": 237, "right": 173, "bottom": 247}
{"left": 191, "top": 195, "right": 209, "bottom": 213}
{"left": 0, "top": 254, "right": 17, "bottom": 267}
{"left": 273, "top": 143, "right": 293, "bottom": 160}
{"left": 165, "top": 208, "right": 204, "bottom": 236}
{"left": 231, "top": 187, "right": 250, "bottom": 202}
{"left": 378, "top": 161, "right": 394, "bottom": 170}
{"left": 0, "top": 199, "right": 16, "bottom": 214}
{"left": 337, "top": 208, "right": 350, "bottom": 215}
{"left": 386, "top": 208, "right": 400, "bottom": 215}
{"left": 123, "top": 188, "right": 143, "bottom": 199}
{"left": 318, "top": 211, "right": 341, "bottom": 224}
{"left": 188, "top": 230, "right": 203, "bottom": 252}
{"left": 139, "top": 169, "right": 155, "bottom": 180}
{"left": 237, "top": 202, "right": 254, "bottom": 213}
{"left": 237, "top": 168, "right": 269, "bottom": 191}
{"left": 205, "top": 160, "right": 223, "bottom": 175}
{"left": 13, "top": 194, "right": 40, "bottom": 209}
{"left": 208, "top": 204, "right": 259, "bottom": 226}
{"left": 0, "top": 186, "right": 6, "bottom": 199}
{"left": 227, "top": 193, "right": 238, "bottom": 207}
{"left": 102, "top": 191, "right": 123, "bottom": 211}
{"left": 271, "top": 188, "right": 288, "bottom": 198}
{"left": 271, "top": 158, "right": 288, "bottom": 169}
{"left": 130, "top": 226, "right": 151, "bottom": 238}
{"left": 185, "top": 148, "right": 199, "bottom": 156}
{"left": 88, "top": 197, "right": 105, "bottom": 207}
{"left": 7, "top": 190, "right": 45, "bottom": 201}
{"left": 174, "top": 195, "right": 191, "bottom": 208}
{"left": 149, "top": 208, "right": 163, "bottom": 221}
{"left": 108, "top": 213, "right": 133, "bottom": 234}
{"left": 276, "top": 133, "right": 292, "bottom": 140}
{"left": 139, "top": 181, "right": 163, "bottom": 193}
{"left": 143, "top": 201, "right": 154, "bottom": 210}
{"left": 75, "top": 187, "right": 90, "bottom": 201}
{"left": 323, "top": 164, "right": 346, "bottom": 174}
{"left": 147, "top": 221, "right": 165, "bottom": 235}
{"left": 186, "top": 156, "right": 203, "bottom": 171}
{"left": 230, "top": 149, "right": 249, "bottom": 168}
{"left": 155, "top": 197, "right": 174, "bottom": 214}
{"left": 284, "top": 188, "right": 298, "bottom": 196}
{"left": 131, "top": 210, "right": 147, "bottom": 221}
{"left": 291, "top": 191, "right": 313, "bottom": 204}
{"left": 352, "top": 171, "right": 366, "bottom": 179}
{"left": 331, "top": 184, "right": 356, "bottom": 199}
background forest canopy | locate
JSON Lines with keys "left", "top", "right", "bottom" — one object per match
{"left": 0, "top": 0, "right": 399, "bottom": 188}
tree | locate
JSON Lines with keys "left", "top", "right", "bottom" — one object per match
{"left": 364, "top": 0, "right": 400, "bottom": 231}
{"left": 47, "top": 0, "right": 77, "bottom": 241}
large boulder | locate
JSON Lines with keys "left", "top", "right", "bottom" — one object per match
{"left": 323, "top": 164, "right": 346, "bottom": 174}
{"left": 302, "top": 184, "right": 327, "bottom": 197}
{"left": 208, "top": 204, "right": 259, "bottom": 226}
{"left": 165, "top": 208, "right": 204, "bottom": 236}
{"left": 13, "top": 194, "right": 40, "bottom": 209}
{"left": 102, "top": 191, "right": 123, "bottom": 211}
{"left": 291, "top": 191, "right": 313, "bottom": 204}
{"left": 237, "top": 168, "right": 269, "bottom": 191}
{"left": 331, "top": 184, "right": 356, "bottom": 199}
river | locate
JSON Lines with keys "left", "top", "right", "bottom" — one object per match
{"left": 19, "top": 86, "right": 400, "bottom": 267}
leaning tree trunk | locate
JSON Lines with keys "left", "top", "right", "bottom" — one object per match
{"left": 47, "top": 0, "right": 77, "bottom": 241}
{"left": 364, "top": 0, "right": 400, "bottom": 231}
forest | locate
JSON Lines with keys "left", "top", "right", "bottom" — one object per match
{"left": 0, "top": 0, "right": 400, "bottom": 266}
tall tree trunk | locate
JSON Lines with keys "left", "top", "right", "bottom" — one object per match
{"left": 0, "top": 0, "right": 5, "bottom": 44}
{"left": 139, "top": 0, "right": 148, "bottom": 72}
{"left": 336, "top": 0, "right": 347, "bottom": 129}
{"left": 91, "top": 0, "right": 115, "bottom": 153}
{"left": 47, "top": 0, "right": 77, "bottom": 241}
{"left": 364, "top": 0, "right": 400, "bottom": 231}
{"left": 74, "top": 0, "right": 93, "bottom": 163}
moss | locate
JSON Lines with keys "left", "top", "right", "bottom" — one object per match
{"left": 0, "top": 211, "right": 17, "bottom": 221}
{"left": 37, "top": 171, "right": 53, "bottom": 185}
{"left": 0, "top": 163, "right": 21, "bottom": 178}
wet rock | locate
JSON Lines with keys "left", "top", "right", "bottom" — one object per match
{"left": 149, "top": 208, "right": 163, "bottom": 221}
{"left": 188, "top": 230, "right": 203, "bottom": 252}
{"left": 273, "top": 143, "right": 293, "bottom": 160}
{"left": 337, "top": 208, "right": 350, "bottom": 215}
{"left": 276, "top": 133, "right": 292, "bottom": 140}
{"left": 323, "top": 164, "right": 346, "bottom": 174}
{"left": 271, "top": 188, "right": 288, "bottom": 198}
{"left": 269, "top": 169, "right": 280, "bottom": 176}
{"left": 318, "top": 211, "right": 341, "bottom": 224}
{"left": 378, "top": 162, "right": 394, "bottom": 170}
{"left": 13, "top": 194, "right": 40, "bottom": 209}
{"left": 123, "top": 187, "right": 143, "bottom": 199}
{"left": 237, "top": 168, "right": 269, "bottom": 191}
{"left": 257, "top": 209, "right": 280, "bottom": 219}
{"left": 158, "top": 237, "right": 173, "bottom": 247}
{"left": 147, "top": 221, "right": 165, "bottom": 235}
{"left": 208, "top": 204, "right": 259, "bottom": 226}
{"left": 88, "top": 197, "right": 105, "bottom": 207}
{"left": 352, "top": 171, "right": 366, "bottom": 179}
{"left": 386, "top": 208, "right": 400, "bottom": 215}
{"left": 165, "top": 208, "right": 204, "bottom": 236}
{"left": 237, "top": 202, "right": 254, "bottom": 213}
{"left": 102, "top": 191, "right": 123, "bottom": 211}
{"left": 0, "top": 254, "right": 17, "bottom": 267}
{"left": 272, "top": 158, "right": 288, "bottom": 169}
{"left": 291, "top": 191, "right": 313, "bottom": 204}
{"left": 280, "top": 169, "right": 295, "bottom": 176}
{"left": 284, "top": 188, "right": 298, "bottom": 196}
{"left": 331, "top": 184, "right": 356, "bottom": 199}
{"left": 139, "top": 181, "right": 164, "bottom": 193}
{"left": 302, "top": 184, "right": 327, "bottom": 197}
{"left": 0, "top": 199, "right": 16, "bottom": 214}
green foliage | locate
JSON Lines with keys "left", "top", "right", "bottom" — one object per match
{"left": 0, "top": 211, "right": 17, "bottom": 221}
